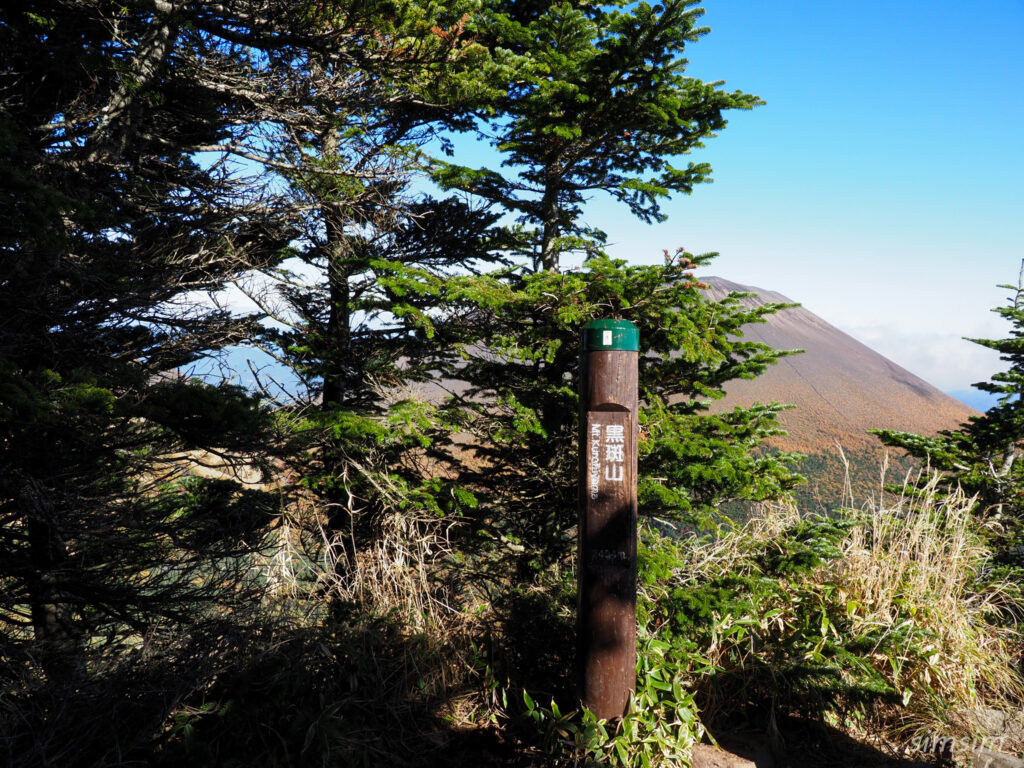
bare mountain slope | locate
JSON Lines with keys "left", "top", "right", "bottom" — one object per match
{"left": 702, "top": 277, "right": 977, "bottom": 507}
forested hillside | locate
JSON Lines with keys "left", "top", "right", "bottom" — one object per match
{"left": 2, "top": 3, "right": 1022, "bottom": 767}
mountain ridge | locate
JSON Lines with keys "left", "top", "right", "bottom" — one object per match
{"left": 701, "top": 276, "right": 977, "bottom": 507}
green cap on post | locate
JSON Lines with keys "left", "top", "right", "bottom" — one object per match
{"left": 582, "top": 319, "right": 639, "bottom": 351}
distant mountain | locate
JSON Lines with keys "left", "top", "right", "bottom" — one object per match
{"left": 702, "top": 277, "right": 978, "bottom": 510}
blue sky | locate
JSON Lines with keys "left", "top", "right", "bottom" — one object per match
{"left": 585, "top": 0, "right": 1023, "bottom": 397}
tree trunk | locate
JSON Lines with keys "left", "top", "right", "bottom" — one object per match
{"left": 22, "top": 477, "right": 81, "bottom": 679}
{"left": 320, "top": 120, "right": 352, "bottom": 410}
{"left": 539, "top": 183, "right": 561, "bottom": 272}
{"left": 322, "top": 228, "right": 351, "bottom": 409}
{"left": 86, "top": 17, "right": 178, "bottom": 163}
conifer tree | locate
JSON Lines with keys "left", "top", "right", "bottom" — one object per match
{"left": 428, "top": 0, "right": 794, "bottom": 563}
{"left": 435, "top": 0, "right": 762, "bottom": 270}
{"left": 230, "top": 1, "right": 518, "bottom": 580}
{"left": 409, "top": 3, "right": 802, "bottom": 696}
{"left": 440, "top": 254, "right": 802, "bottom": 571}
{"left": 0, "top": 1, "right": 514, "bottom": 761}
{"left": 0, "top": 0, "right": 300, "bottom": 690}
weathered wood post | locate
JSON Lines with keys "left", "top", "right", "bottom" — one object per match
{"left": 578, "top": 319, "right": 639, "bottom": 720}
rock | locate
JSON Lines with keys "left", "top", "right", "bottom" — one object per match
{"left": 972, "top": 746, "right": 1024, "bottom": 768}
{"left": 970, "top": 708, "right": 1024, "bottom": 744}
{"left": 972, "top": 709, "right": 1011, "bottom": 735}
{"left": 691, "top": 743, "right": 759, "bottom": 768}
{"left": 962, "top": 707, "right": 1024, "bottom": 767}
{"left": 691, "top": 741, "right": 775, "bottom": 768}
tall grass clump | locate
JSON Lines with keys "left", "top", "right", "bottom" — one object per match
{"left": 840, "top": 477, "right": 1024, "bottom": 746}
{"left": 640, "top": 473, "right": 1024, "bottom": 754}
{"left": 151, "top": 479, "right": 493, "bottom": 768}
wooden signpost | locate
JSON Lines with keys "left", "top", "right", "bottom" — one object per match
{"left": 578, "top": 319, "right": 639, "bottom": 720}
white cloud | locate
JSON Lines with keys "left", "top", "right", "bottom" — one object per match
{"left": 840, "top": 323, "right": 1007, "bottom": 392}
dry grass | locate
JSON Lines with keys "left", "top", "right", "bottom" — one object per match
{"left": 650, "top": 470, "right": 1024, "bottom": 756}
{"left": 248, "top": 447, "right": 1024, "bottom": 763}
{"left": 257, "top": 476, "right": 490, "bottom": 708}
{"left": 839, "top": 475, "right": 1024, "bottom": 749}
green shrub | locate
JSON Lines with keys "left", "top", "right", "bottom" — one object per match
{"left": 517, "top": 636, "right": 705, "bottom": 767}
{"left": 639, "top": 480, "right": 1024, "bottom": 752}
